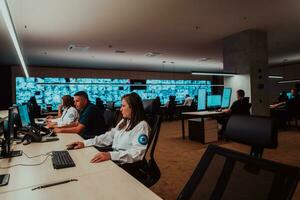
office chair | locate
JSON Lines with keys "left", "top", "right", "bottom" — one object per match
{"left": 224, "top": 115, "right": 278, "bottom": 158}
{"left": 142, "top": 99, "right": 160, "bottom": 115}
{"left": 139, "top": 114, "right": 162, "bottom": 187}
{"left": 286, "top": 97, "right": 300, "bottom": 128}
{"left": 123, "top": 96, "right": 162, "bottom": 187}
{"left": 120, "top": 115, "right": 162, "bottom": 187}
{"left": 177, "top": 144, "right": 300, "bottom": 200}
{"left": 106, "top": 101, "right": 115, "bottom": 111}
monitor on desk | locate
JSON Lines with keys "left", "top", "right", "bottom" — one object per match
{"left": 0, "top": 107, "right": 22, "bottom": 159}
{"left": 197, "top": 89, "right": 206, "bottom": 110}
{"left": 221, "top": 88, "right": 232, "bottom": 108}
{"left": 18, "top": 104, "right": 31, "bottom": 127}
{"left": 207, "top": 95, "right": 221, "bottom": 109}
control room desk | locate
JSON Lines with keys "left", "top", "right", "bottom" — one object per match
{"left": 181, "top": 111, "right": 224, "bottom": 139}
{"left": 0, "top": 134, "right": 161, "bottom": 200}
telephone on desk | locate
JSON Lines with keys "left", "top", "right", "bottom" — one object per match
{"left": 20, "top": 126, "right": 58, "bottom": 145}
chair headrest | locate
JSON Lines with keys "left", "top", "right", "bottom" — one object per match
{"left": 143, "top": 99, "right": 160, "bottom": 114}
{"left": 224, "top": 115, "right": 278, "bottom": 149}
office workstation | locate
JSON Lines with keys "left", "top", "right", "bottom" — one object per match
{"left": 1, "top": 0, "right": 300, "bottom": 199}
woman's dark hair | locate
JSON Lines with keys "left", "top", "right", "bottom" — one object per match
{"left": 62, "top": 95, "right": 74, "bottom": 107}
{"left": 118, "top": 92, "right": 146, "bottom": 131}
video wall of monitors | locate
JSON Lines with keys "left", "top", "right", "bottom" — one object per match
{"left": 16, "top": 77, "right": 211, "bottom": 109}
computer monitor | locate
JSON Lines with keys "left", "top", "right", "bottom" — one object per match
{"left": 0, "top": 107, "right": 22, "bottom": 159}
{"left": 197, "top": 89, "right": 206, "bottom": 110}
{"left": 18, "top": 104, "right": 31, "bottom": 128}
{"left": 287, "top": 92, "right": 292, "bottom": 99}
{"left": 207, "top": 95, "right": 222, "bottom": 109}
{"left": 221, "top": 88, "right": 232, "bottom": 108}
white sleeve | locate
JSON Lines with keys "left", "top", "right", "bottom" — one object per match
{"left": 83, "top": 128, "right": 115, "bottom": 147}
{"left": 109, "top": 121, "right": 150, "bottom": 164}
{"left": 57, "top": 108, "right": 78, "bottom": 127}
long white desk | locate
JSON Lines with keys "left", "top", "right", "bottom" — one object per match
{"left": 181, "top": 111, "right": 224, "bottom": 139}
{"left": 0, "top": 134, "right": 162, "bottom": 200}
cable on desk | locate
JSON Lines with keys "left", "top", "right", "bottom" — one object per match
{"left": 0, "top": 154, "right": 52, "bottom": 169}
{"left": 23, "top": 151, "right": 52, "bottom": 159}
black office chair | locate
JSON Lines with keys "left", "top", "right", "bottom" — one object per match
{"left": 224, "top": 115, "right": 278, "bottom": 158}
{"left": 103, "top": 109, "right": 121, "bottom": 131}
{"left": 177, "top": 144, "right": 300, "bottom": 200}
{"left": 286, "top": 97, "right": 300, "bottom": 128}
{"left": 138, "top": 114, "right": 162, "bottom": 187}
{"left": 106, "top": 101, "right": 115, "bottom": 111}
{"left": 120, "top": 114, "right": 162, "bottom": 187}
{"left": 142, "top": 99, "right": 160, "bottom": 115}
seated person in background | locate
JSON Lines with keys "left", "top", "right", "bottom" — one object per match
{"left": 166, "top": 95, "right": 176, "bottom": 120}
{"left": 155, "top": 96, "right": 161, "bottom": 106}
{"left": 270, "top": 88, "right": 299, "bottom": 109}
{"left": 46, "top": 95, "right": 79, "bottom": 128}
{"left": 183, "top": 94, "right": 193, "bottom": 106}
{"left": 95, "top": 97, "right": 105, "bottom": 116}
{"left": 68, "top": 92, "right": 150, "bottom": 176}
{"left": 28, "top": 96, "right": 41, "bottom": 118}
{"left": 219, "top": 89, "right": 249, "bottom": 115}
{"left": 53, "top": 91, "right": 106, "bottom": 139}
{"left": 217, "top": 89, "right": 250, "bottom": 136}
{"left": 277, "top": 91, "right": 289, "bottom": 103}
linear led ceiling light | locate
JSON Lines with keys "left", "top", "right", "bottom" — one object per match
{"left": 268, "top": 75, "right": 284, "bottom": 79}
{"left": 0, "top": 0, "right": 29, "bottom": 78}
{"left": 277, "top": 79, "right": 300, "bottom": 84}
{"left": 191, "top": 72, "right": 236, "bottom": 76}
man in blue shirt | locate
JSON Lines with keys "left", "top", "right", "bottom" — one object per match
{"left": 53, "top": 91, "right": 106, "bottom": 139}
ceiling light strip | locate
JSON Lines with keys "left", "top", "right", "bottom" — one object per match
{"left": 268, "top": 75, "right": 284, "bottom": 79}
{"left": 191, "top": 72, "right": 236, "bottom": 76}
{"left": 277, "top": 79, "right": 300, "bottom": 84}
{"left": 0, "top": 0, "right": 29, "bottom": 78}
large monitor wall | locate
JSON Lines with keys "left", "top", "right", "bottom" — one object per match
{"left": 16, "top": 77, "right": 211, "bottom": 109}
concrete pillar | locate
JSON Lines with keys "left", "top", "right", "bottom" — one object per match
{"left": 223, "top": 30, "right": 269, "bottom": 116}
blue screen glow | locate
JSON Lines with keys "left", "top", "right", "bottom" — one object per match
{"left": 221, "top": 88, "right": 232, "bottom": 108}
{"left": 16, "top": 77, "right": 212, "bottom": 109}
{"left": 197, "top": 89, "right": 206, "bottom": 110}
{"left": 207, "top": 95, "right": 221, "bottom": 108}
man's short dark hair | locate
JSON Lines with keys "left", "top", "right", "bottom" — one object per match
{"left": 74, "top": 91, "right": 89, "bottom": 101}
{"left": 237, "top": 89, "right": 245, "bottom": 98}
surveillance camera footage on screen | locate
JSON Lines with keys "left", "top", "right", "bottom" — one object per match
{"left": 16, "top": 77, "right": 212, "bottom": 110}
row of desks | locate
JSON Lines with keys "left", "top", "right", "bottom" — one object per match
{"left": 0, "top": 133, "right": 161, "bottom": 200}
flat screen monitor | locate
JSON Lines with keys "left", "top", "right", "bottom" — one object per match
{"left": 18, "top": 104, "right": 31, "bottom": 127}
{"left": 197, "top": 89, "right": 206, "bottom": 110}
{"left": 221, "top": 88, "right": 232, "bottom": 108}
{"left": 1, "top": 107, "right": 22, "bottom": 159}
{"left": 207, "top": 95, "right": 221, "bottom": 108}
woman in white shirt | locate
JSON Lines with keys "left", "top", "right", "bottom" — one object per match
{"left": 47, "top": 95, "right": 79, "bottom": 128}
{"left": 68, "top": 92, "right": 150, "bottom": 165}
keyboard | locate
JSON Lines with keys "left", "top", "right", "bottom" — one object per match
{"left": 51, "top": 151, "right": 76, "bottom": 169}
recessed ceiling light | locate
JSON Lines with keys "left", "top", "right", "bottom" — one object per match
{"left": 115, "top": 50, "right": 126, "bottom": 53}
{"left": 145, "top": 52, "right": 161, "bottom": 57}
{"left": 198, "top": 58, "right": 210, "bottom": 62}
{"left": 67, "top": 45, "right": 89, "bottom": 52}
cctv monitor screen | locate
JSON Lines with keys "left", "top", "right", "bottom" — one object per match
{"left": 207, "top": 95, "right": 221, "bottom": 108}
{"left": 18, "top": 104, "right": 31, "bottom": 127}
{"left": 221, "top": 88, "right": 232, "bottom": 108}
{"left": 197, "top": 89, "right": 206, "bottom": 110}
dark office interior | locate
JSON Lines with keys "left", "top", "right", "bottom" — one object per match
{"left": 0, "top": 1, "right": 300, "bottom": 199}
